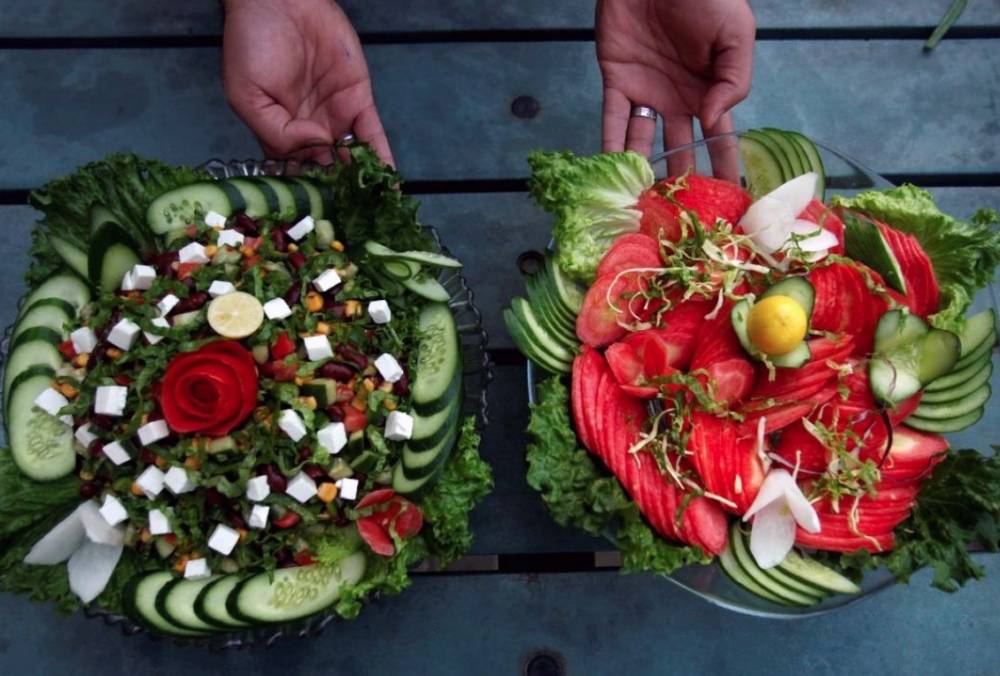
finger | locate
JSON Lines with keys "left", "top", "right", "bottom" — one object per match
{"left": 236, "top": 95, "right": 333, "bottom": 158}
{"left": 602, "top": 87, "right": 631, "bottom": 153}
{"left": 662, "top": 115, "right": 696, "bottom": 177}
{"left": 701, "top": 111, "right": 741, "bottom": 184}
{"left": 700, "top": 14, "right": 756, "bottom": 129}
{"left": 352, "top": 107, "right": 396, "bottom": 168}
{"left": 624, "top": 110, "right": 658, "bottom": 158}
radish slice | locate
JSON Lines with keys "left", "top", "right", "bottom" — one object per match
{"left": 23, "top": 503, "right": 88, "bottom": 565}
{"left": 765, "top": 172, "right": 817, "bottom": 217}
{"left": 78, "top": 500, "right": 125, "bottom": 546}
{"left": 67, "top": 540, "right": 124, "bottom": 604}
{"left": 748, "top": 500, "right": 797, "bottom": 569}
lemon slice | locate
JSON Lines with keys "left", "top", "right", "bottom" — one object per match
{"left": 207, "top": 291, "right": 264, "bottom": 339}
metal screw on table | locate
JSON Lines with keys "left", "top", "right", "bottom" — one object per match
{"left": 524, "top": 650, "right": 565, "bottom": 676}
{"left": 511, "top": 95, "right": 542, "bottom": 120}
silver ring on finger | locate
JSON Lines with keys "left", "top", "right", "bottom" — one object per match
{"left": 629, "top": 105, "right": 658, "bottom": 121}
{"left": 334, "top": 132, "right": 356, "bottom": 148}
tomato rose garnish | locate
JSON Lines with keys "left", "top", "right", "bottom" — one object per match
{"left": 160, "top": 341, "right": 259, "bottom": 436}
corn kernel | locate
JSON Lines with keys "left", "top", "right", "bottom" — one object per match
{"left": 330, "top": 240, "right": 345, "bottom": 252}
{"left": 350, "top": 395, "right": 367, "bottom": 412}
{"left": 345, "top": 299, "right": 362, "bottom": 318}
{"left": 56, "top": 381, "right": 78, "bottom": 398}
{"left": 172, "top": 555, "right": 190, "bottom": 572}
{"left": 287, "top": 243, "right": 299, "bottom": 253}
{"left": 305, "top": 291, "right": 324, "bottom": 313}
{"left": 72, "top": 352, "right": 90, "bottom": 368}
{"left": 131, "top": 481, "right": 145, "bottom": 497}
{"left": 363, "top": 377, "right": 375, "bottom": 393}
{"left": 317, "top": 482, "right": 339, "bottom": 503}
{"left": 378, "top": 381, "right": 394, "bottom": 393}
{"left": 79, "top": 469, "right": 95, "bottom": 482}
{"left": 299, "top": 396, "right": 318, "bottom": 410}
{"left": 154, "top": 455, "right": 168, "bottom": 468}
{"left": 203, "top": 244, "right": 218, "bottom": 259}
{"left": 239, "top": 245, "right": 256, "bottom": 258}
{"left": 171, "top": 261, "right": 180, "bottom": 271}
{"left": 184, "top": 456, "right": 202, "bottom": 471}
{"left": 139, "top": 527, "right": 153, "bottom": 543}
{"left": 237, "top": 528, "right": 248, "bottom": 542}
{"left": 315, "top": 321, "right": 332, "bottom": 335}
{"left": 383, "top": 398, "right": 398, "bottom": 411}
{"left": 106, "top": 347, "right": 124, "bottom": 360}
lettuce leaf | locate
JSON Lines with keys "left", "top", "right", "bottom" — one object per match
{"left": 832, "top": 185, "right": 1000, "bottom": 332}
{"left": 0, "top": 451, "right": 82, "bottom": 541}
{"left": 526, "top": 376, "right": 708, "bottom": 575}
{"left": 527, "top": 150, "right": 654, "bottom": 283}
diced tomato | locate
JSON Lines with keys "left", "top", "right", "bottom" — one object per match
{"left": 342, "top": 404, "right": 368, "bottom": 433}
{"left": 293, "top": 552, "right": 317, "bottom": 566}
{"left": 388, "top": 500, "right": 424, "bottom": 539}
{"left": 271, "top": 359, "right": 298, "bottom": 382}
{"left": 56, "top": 340, "right": 77, "bottom": 359}
{"left": 355, "top": 488, "right": 396, "bottom": 510}
{"left": 357, "top": 517, "right": 395, "bottom": 556}
{"left": 242, "top": 254, "right": 262, "bottom": 271}
{"left": 270, "top": 332, "right": 296, "bottom": 360}
{"left": 176, "top": 262, "right": 203, "bottom": 280}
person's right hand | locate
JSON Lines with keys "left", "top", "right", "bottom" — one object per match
{"left": 596, "top": 0, "right": 755, "bottom": 179}
{"left": 221, "top": 0, "right": 394, "bottom": 166}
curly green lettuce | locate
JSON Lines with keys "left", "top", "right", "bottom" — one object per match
{"left": 527, "top": 150, "right": 654, "bottom": 283}
{"left": 832, "top": 185, "right": 1000, "bottom": 332}
{"left": 526, "top": 376, "right": 708, "bottom": 576}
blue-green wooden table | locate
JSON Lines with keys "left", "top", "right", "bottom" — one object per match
{"left": 1, "top": 2, "right": 999, "bottom": 674}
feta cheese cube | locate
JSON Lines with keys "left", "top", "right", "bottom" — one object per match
{"left": 303, "top": 334, "right": 334, "bottom": 360}
{"left": 285, "top": 472, "right": 318, "bottom": 503}
{"left": 263, "top": 297, "right": 292, "bottom": 320}
{"left": 278, "top": 409, "right": 308, "bottom": 442}
{"left": 94, "top": 385, "right": 128, "bottom": 416}
{"left": 178, "top": 242, "right": 210, "bottom": 264}
{"left": 317, "top": 422, "right": 347, "bottom": 455}
{"left": 287, "top": 215, "right": 316, "bottom": 241}
{"left": 208, "top": 524, "right": 241, "bottom": 556}
{"left": 130, "top": 264, "right": 157, "bottom": 290}
{"left": 216, "top": 229, "right": 245, "bottom": 248}
{"left": 75, "top": 423, "right": 99, "bottom": 449}
{"left": 248, "top": 504, "right": 270, "bottom": 530}
{"left": 107, "top": 318, "right": 141, "bottom": 351}
{"left": 245, "top": 475, "right": 271, "bottom": 502}
{"left": 163, "top": 466, "right": 196, "bottom": 495}
{"left": 368, "top": 299, "right": 392, "bottom": 324}
{"left": 204, "top": 210, "right": 228, "bottom": 228}
{"left": 70, "top": 327, "right": 99, "bottom": 354}
{"left": 157, "top": 294, "right": 180, "bottom": 316}
{"left": 384, "top": 410, "right": 414, "bottom": 441}
{"left": 337, "top": 477, "right": 360, "bottom": 501}
{"left": 148, "top": 508, "right": 172, "bottom": 536}
{"left": 120, "top": 270, "right": 137, "bottom": 291}
{"left": 135, "top": 465, "right": 166, "bottom": 499}
{"left": 374, "top": 353, "right": 405, "bottom": 383}
{"left": 144, "top": 316, "right": 171, "bottom": 345}
{"left": 99, "top": 494, "right": 128, "bottom": 526}
{"left": 184, "top": 558, "right": 211, "bottom": 579}
{"left": 138, "top": 419, "right": 170, "bottom": 446}
{"left": 312, "top": 268, "right": 342, "bottom": 292}
{"left": 208, "top": 280, "right": 236, "bottom": 297}
{"left": 34, "top": 387, "right": 69, "bottom": 418}
{"left": 102, "top": 440, "right": 132, "bottom": 466}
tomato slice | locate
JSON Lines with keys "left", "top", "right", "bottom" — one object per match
{"left": 595, "top": 244, "right": 662, "bottom": 280}
{"left": 357, "top": 517, "right": 395, "bottom": 556}
{"left": 576, "top": 272, "right": 654, "bottom": 347}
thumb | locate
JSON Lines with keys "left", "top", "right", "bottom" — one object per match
{"left": 234, "top": 94, "right": 333, "bottom": 157}
{"left": 700, "top": 33, "right": 755, "bottom": 128}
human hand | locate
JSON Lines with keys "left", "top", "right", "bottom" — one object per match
{"left": 221, "top": 0, "right": 394, "bottom": 166}
{"left": 595, "top": 0, "right": 755, "bottom": 180}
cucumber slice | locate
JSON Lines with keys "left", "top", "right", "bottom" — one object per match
{"left": 911, "top": 383, "right": 991, "bottom": 420}
{"left": 48, "top": 234, "right": 90, "bottom": 281}
{"left": 783, "top": 130, "right": 826, "bottom": 201}
{"left": 287, "top": 176, "right": 331, "bottom": 220}
{"left": 916, "top": 329, "right": 962, "bottom": 384}
{"left": 761, "top": 275, "right": 815, "bottom": 318}
{"left": 718, "top": 535, "right": 797, "bottom": 606}
{"left": 401, "top": 412, "right": 461, "bottom": 479}
{"left": 869, "top": 353, "right": 924, "bottom": 404}
{"left": 194, "top": 575, "right": 252, "bottom": 630}
{"left": 926, "top": 352, "right": 993, "bottom": 393}
{"left": 503, "top": 307, "right": 573, "bottom": 375}
{"left": 738, "top": 135, "right": 785, "bottom": 199}
{"left": 300, "top": 378, "right": 341, "bottom": 408}
{"left": 146, "top": 182, "right": 247, "bottom": 234}
{"left": 8, "top": 326, "right": 63, "bottom": 353}
{"left": 760, "top": 128, "right": 806, "bottom": 176}
{"left": 391, "top": 458, "right": 438, "bottom": 496}
{"left": 17, "top": 274, "right": 91, "bottom": 320}
{"left": 921, "top": 360, "right": 992, "bottom": 403}
{"left": 728, "top": 522, "right": 819, "bottom": 606}
{"left": 252, "top": 177, "right": 305, "bottom": 219}
{"left": 770, "top": 341, "right": 812, "bottom": 369}
{"left": 509, "top": 297, "right": 577, "bottom": 364}
{"left": 364, "top": 241, "right": 463, "bottom": 270}
{"left": 274, "top": 177, "right": 314, "bottom": 220}
{"left": 90, "top": 203, "right": 120, "bottom": 233}
{"left": 227, "top": 556, "right": 366, "bottom": 625}
{"left": 745, "top": 129, "right": 794, "bottom": 182}
{"left": 953, "top": 328, "right": 996, "bottom": 372}
{"left": 155, "top": 575, "right": 224, "bottom": 633}
{"left": 526, "top": 271, "right": 578, "bottom": 345}
{"left": 399, "top": 272, "right": 451, "bottom": 302}
{"left": 872, "top": 309, "right": 929, "bottom": 353}
{"left": 408, "top": 395, "right": 462, "bottom": 452}
{"left": 123, "top": 571, "right": 212, "bottom": 637}
{"left": 870, "top": 322, "right": 960, "bottom": 404}
{"left": 545, "top": 250, "right": 585, "bottom": 315}
{"left": 221, "top": 178, "right": 271, "bottom": 218}
{"left": 904, "top": 407, "right": 985, "bottom": 434}
{"left": 3, "top": 339, "right": 64, "bottom": 408}
{"left": 775, "top": 548, "right": 861, "bottom": 596}
{"left": 842, "top": 211, "right": 907, "bottom": 294}
{"left": 730, "top": 294, "right": 811, "bottom": 368}
{"left": 89, "top": 220, "right": 142, "bottom": 291}
{"left": 380, "top": 259, "right": 421, "bottom": 281}
{"left": 529, "top": 263, "right": 577, "bottom": 332}
{"left": 6, "top": 373, "right": 76, "bottom": 481}
{"left": 11, "top": 303, "right": 73, "bottom": 345}
{"left": 956, "top": 308, "right": 997, "bottom": 359}
{"left": 410, "top": 302, "right": 461, "bottom": 415}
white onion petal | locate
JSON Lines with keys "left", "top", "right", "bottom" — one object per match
{"left": 23, "top": 504, "right": 88, "bottom": 565}
{"left": 764, "top": 172, "right": 817, "bottom": 216}
{"left": 67, "top": 540, "right": 124, "bottom": 604}
{"left": 748, "top": 500, "right": 798, "bottom": 569}
{"left": 78, "top": 500, "right": 126, "bottom": 546}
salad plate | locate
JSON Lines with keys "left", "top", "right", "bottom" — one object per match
{"left": 0, "top": 147, "right": 493, "bottom": 647}
{"left": 513, "top": 129, "right": 1000, "bottom": 618}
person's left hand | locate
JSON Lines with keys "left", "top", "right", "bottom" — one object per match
{"left": 221, "top": 0, "right": 394, "bottom": 166}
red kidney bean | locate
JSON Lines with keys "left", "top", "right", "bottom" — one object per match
{"left": 265, "top": 464, "right": 288, "bottom": 492}
{"left": 259, "top": 360, "right": 275, "bottom": 378}
{"left": 181, "top": 276, "right": 197, "bottom": 291}
{"left": 273, "top": 511, "right": 302, "bottom": 529}
{"left": 90, "top": 415, "right": 114, "bottom": 430}
{"left": 325, "top": 404, "right": 345, "bottom": 423}
{"left": 205, "top": 488, "right": 226, "bottom": 507}
{"left": 228, "top": 511, "right": 248, "bottom": 530}
{"left": 288, "top": 251, "right": 307, "bottom": 271}
{"left": 303, "top": 463, "right": 326, "bottom": 480}
{"left": 234, "top": 213, "right": 259, "bottom": 236}
{"left": 326, "top": 300, "right": 347, "bottom": 318}
{"left": 299, "top": 447, "right": 313, "bottom": 460}
{"left": 79, "top": 482, "right": 99, "bottom": 499}
{"left": 270, "top": 227, "right": 288, "bottom": 252}
{"left": 174, "top": 291, "right": 209, "bottom": 313}
{"left": 336, "top": 344, "right": 368, "bottom": 370}
{"left": 90, "top": 442, "right": 105, "bottom": 459}
{"left": 284, "top": 281, "right": 302, "bottom": 306}
{"left": 139, "top": 448, "right": 156, "bottom": 464}
{"left": 319, "top": 361, "right": 355, "bottom": 381}
{"left": 393, "top": 373, "right": 410, "bottom": 397}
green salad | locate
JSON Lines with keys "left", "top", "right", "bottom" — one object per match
{"left": 0, "top": 146, "right": 492, "bottom": 637}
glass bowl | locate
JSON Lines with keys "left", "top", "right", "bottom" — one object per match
{"left": 527, "top": 131, "right": 999, "bottom": 618}
{"left": 0, "top": 158, "right": 492, "bottom": 649}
